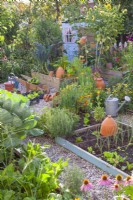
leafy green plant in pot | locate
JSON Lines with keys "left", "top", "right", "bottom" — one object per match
{"left": 54, "top": 56, "right": 70, "bottom": 78}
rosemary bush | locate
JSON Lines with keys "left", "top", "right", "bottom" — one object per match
{"left": 39, "top": 108, "right": 79, "bottom": 138}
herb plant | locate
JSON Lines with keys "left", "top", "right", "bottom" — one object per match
{"left": 103, "top": 151, "right": 126, "bottom": 167}
{"left": 75, "top": 137, "right": 83, "bottom": 143}
{"left": 38, "top": 108, "right": 79, "bottom": 138}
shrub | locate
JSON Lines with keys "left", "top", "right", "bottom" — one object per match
{"left": 39, "top": 108, "right": 79, "bottom": 138}
{"left": 63, "top": 165, "right": 84, "bottom": 196}
{"left": 59, "top": 83, "right": 84, "bottom": 113}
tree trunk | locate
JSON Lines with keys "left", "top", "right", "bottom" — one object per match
{"left": 55, "top": 0, "right": 60, "bottom": 21}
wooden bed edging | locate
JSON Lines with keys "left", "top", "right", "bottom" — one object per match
{"left": 55, "top": 137, "right": 129, "bottom": 177}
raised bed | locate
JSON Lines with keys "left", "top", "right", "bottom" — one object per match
{"left": 101, "top": 70, "right": 123, "bottom": 80}
{"left": 31, "top": 71, "right": 73, "bottom": 91}
{"left": 17, "top": 76, "right": 49, "bottom": 93}
{"left": 55, "top": 122, "right": 132, "bottom": 177}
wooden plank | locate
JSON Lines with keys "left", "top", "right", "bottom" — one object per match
{"left": 74, "top": 124, "right": 101, "bottom": 134}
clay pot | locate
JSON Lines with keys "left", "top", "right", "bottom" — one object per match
{"left": 95, "top": 78, "right": 105, "bottom": 89}
{"left": 4, "top": 82, "right": 14, "bottom": 91}
{"left": 100, "top": 115, "right": 118, "bottom": 137}
{"left": 79, "top": 36, "right": 87, "bottom": 45}
{"left": 56, "top": 67, "right": 65, "bottom": 78}
{"left": 49, "top": 71, "right": 54, "bottom": 77}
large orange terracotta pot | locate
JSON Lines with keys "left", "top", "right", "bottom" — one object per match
{"left": 56, "top": 67, "right": 65, "bottom": 78}
{"left": 100, "top": 115, "right": 118, "bottom": 137}
{"left": 95, "top": 78, "right": 105, "bottom": 89}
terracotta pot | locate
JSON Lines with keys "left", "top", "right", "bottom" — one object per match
{"left": 56, "top": 67, "right": 65, "bottom": 78}
{"left": 49, "top": 71, "right": 54, "bottom": 77}
{"left": 95, "top": 78, "right": 105, "bottom": 89}
{"left": 79, "top": 36, "right": 87, "bottom": 45}
{"left": 100, "top": 115, "right": 118, "bottom": 137}
{"left": 4, "top": 82, "right": 14, "bottom": 91}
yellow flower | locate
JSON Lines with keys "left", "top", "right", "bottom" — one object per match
{"left": 75, "top": 198, "right": 80, "bottom": 200}
{"left": 105, "top": 3, "right": 112, "bottom": 10}
{"left": 92, "top": 15, "right": 95, "bottom": 21}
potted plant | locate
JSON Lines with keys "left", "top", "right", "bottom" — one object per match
{"left": 54, "top": 56, "right": 70, "bottom": 78}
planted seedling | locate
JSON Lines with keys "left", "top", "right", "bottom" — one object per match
{"left": 126, "top": 161, "right": 133, "bottom": 170}
{"left": 75, "top": 137, "right": 83, "bottom": 143}
{"left": 92, "top": 130, "right": 104, "bottom": 153}
{"left": 83, "top": 113, "right": 90, "bottom": 126}
{"left": 103, "top": 151, "right": 126, "bottom": 167}
{"left": 28, "top": 77, "right": 40, "bottom": 85}
{"left": 87, "top": 146, "right": 95, "bottom": 154}
{"left": 27, "top": 92, "right": 39, "bottom": 100}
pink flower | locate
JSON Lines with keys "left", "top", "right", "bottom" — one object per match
{"left": 115, "top": 174, "right": 124, "bottom": 185}
{"left": 124, "top": 176, "right": 133, "bottom": 186}
{"left": 114, "top": 57, "right": 120, "bottom": 62}
{"left": 98, "top": 174, "right": 112, "bottom": 186}
{"left": 112, "top": 183, "right": 120, "bottom": 192}
{"left": 80, "top": 179, "right": 93, "bottom": 192}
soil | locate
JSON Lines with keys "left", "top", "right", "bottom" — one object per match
{"left": 66, "top": 123, "right": 133, "bottom": 175}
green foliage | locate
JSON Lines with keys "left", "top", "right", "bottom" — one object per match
{"left": 103, "top": 151, "right": 126, "bottom": 167}
{"left": 54, "top": 56, "right": 70, "bottom": 70}
{"left": 117, "top": 185, "right": 133, "bottom": 200}
{"left": 31, "top": 17, "right": 62, "bottom": 53}
{"left": 108, "top": 76, "right": 122, "bottom": 88}
{"left": 123, "top": 43, "right": 133, "bottom": 71}
{"left": 27, "top": 92, "right": 39, "bottom": 100}
{"left": 126, "top": 161, "right": 133, "bottom": 170}
{"left": 87, "top": 146, "right": 95, "bottom": 154}
{"left": 108, "top": 82, "right": 133, "bottom": 110}
{"left": 0, "top": 142, "right": 68, "bottom": 199}
{"left": 0, "top": 89, "right": 43, "bottom": 137}
{"left": 38, "top": 108, "right": 79, "bottom": 138}
{"left": 86, "top": 1, "right": 125, "bottom": 49}
{"left": 75, "top": 137, "right": 83, "bottom": 143}
{"left": 63, "top": 165, "right": 84, "bottom": 196}
{"left": 0, "top": 3, "right": 14, "bottom": 43}
{"left": 59, "top": 83, "right": 84, "bottom": 113}
{"left": 93, "top": 106, "right": 105, "bottom": 122}
{"left": 28, "top": 77, "right": 40, "bottom": 84}
{"left": 83, "top": 113, "right": 90, "bottom": 126}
